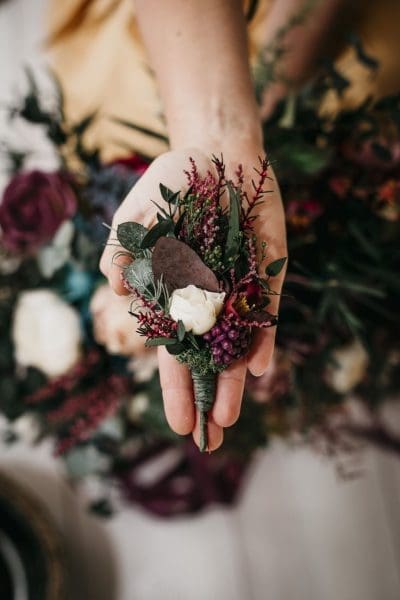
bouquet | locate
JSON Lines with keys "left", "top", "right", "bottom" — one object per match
{"left": 114, "top": 157, "right": 286, "bottom": 451}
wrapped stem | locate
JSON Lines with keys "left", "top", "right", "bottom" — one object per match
{"left": 191, "top": 370, "right": 216, "bottom": 452}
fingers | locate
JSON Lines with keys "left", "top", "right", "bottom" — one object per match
{"left": 99, "top": 149, "right": 214, "bottom": 294}
{"left": 100, "top": 249, "right": 132, "bottom": 296}
{"left": 247, "top": 327, "right": 276, "bottom": 376}
{"left": 192, "top": 411, "right": 223, "bottom": 452}
{"left": 212, "top": 358, "right": 247, "bottom": 427}
{"left": 158, "top": 347, "right": 195, "bottom": 435}
{"left": 159, "top": 348, "right": 244, "bottom": 449}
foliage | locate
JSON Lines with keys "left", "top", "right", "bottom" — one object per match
{"left": 0, "top": 53, "right": 399, "bottom": 514}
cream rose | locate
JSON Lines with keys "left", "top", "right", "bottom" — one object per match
{"left": 90, "top": 284, "right": 150, "bottom": 356}
{"left": 169, "top": 285, "right": 225, "bottom": 335}
{"left": 325, "top": 339, "right": 369, "bottom": 393}
{"left": 12, "top": 289, "right": 82, "bottom": 377}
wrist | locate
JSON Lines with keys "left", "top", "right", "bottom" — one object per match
{"left": 168, "top": 98, "right": 263, "bottom": 162}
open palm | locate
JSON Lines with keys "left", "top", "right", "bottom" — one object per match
{"left": 100, "top": 148, "right": 287, "bottom": 450}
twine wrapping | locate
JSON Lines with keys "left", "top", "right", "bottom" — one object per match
{"left": 192, "top": 370, "right": 216, "bottom": 452}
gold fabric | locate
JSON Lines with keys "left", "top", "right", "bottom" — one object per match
{"left": 46, "top": 0, "right": 400, "bottom": 161}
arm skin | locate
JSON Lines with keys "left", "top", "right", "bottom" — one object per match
{"left": 100, "top": 0, "right": 287, "bottom": 450}
{"left": 261, "top": 0, "right": 347, "bottom": 119}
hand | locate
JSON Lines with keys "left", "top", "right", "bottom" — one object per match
{"left": 100, "top": 148, "right": 287, "bottom": 450}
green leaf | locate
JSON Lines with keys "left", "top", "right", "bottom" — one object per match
{"left": 117, "top": 222, "right": 148, "bottom": 254}
{"left": 140, "top": 220, "right": 174, "bottom": 249}
{"left": 174, "top": 211, "right": 186, "bottom": 236}
{"left": 265, "top": 257, "right": 287, "bottom": 277}
{"left": 145, "top": 337, "right": 178, "bottom": 347}
{"left": 159, "top": 183, "right": 179, "bottom": 204}
{"left": 111, "top": 116, "right": 168, "bottom": 142}
{"left": 89, "top": 499, "right": 114, "bottom": 518}
{"left": 123, "top": 258, "right": 153, "bottom": 293}
{"left": 166, "top": 342, "right": 186, "bottom": 355}
{"left": 225, "top": 184, "right": 241, "bottom": 263}
{"left": 177, "top": 320, "right": 186, "bottom": 342}
{"left": 73, "top": 111, "right": 97, "bottom": 136}
{"left": 260, "top": 278, "right": 271, "bottom": 291}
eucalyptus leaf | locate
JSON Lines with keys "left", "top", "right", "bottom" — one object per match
{"left": 177, "top": 320, "right": 186, "bottom": 342}
{"left": 160, "top": 183, "right": 179, "bottom": 204}
{"left": 117, "top": 222, "right": 148, "bottom": 254}
{"left": 145, "top": 337, "right": 178, "bottom": 347}
{"left": 140, "top": 220, "right": 174, "bottom": 249}
{"left": 166, "top": 342, "right": 186, "bottom": 355}
{"left": 265, "top": 257, "right": 287, "bottom": 277}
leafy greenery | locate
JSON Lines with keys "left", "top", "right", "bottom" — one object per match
{"left": 117, "top": 222, "right": 148, "bottom": 256}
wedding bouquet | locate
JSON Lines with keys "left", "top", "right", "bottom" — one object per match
{"left": 114, "top": 157, "right": 286, "bottom": 451}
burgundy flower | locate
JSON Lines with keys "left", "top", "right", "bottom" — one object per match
{"left": 286, "top": 198, "right": 323, "bottom": 228}
{"left": 225, "top": 280, "right": 262, "bottom": 318}
{"left": 0, "top": 170, "right": 77, "bottom": 253}
{"left": 110, "top": 155, "right": 149, "bottom": 175}
{"left": 328, "top": 176, "right": 351, "bottom": 199}
{"left": 342, "top": 138, "right": 400, "bottom": 171}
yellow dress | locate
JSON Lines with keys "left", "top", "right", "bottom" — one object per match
{"left": 46, "top": 0, "right": 400, "bottom": 161}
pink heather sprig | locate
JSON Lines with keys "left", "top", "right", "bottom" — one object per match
{"left": 181, "top": 156, "right": 227, "bottom": 259}
{"left": 47, "top": 386, "right": 103, "bottom": 424}
{"left": 128, "top": 285, "right": 177, "bottom": 339}
{"left": 136, "top": 310, "right": 177, "bottom": 339}
{"left": 54, "top": 375, "right": 128, "bottom": 455}
{"left": 184, "top": 156, "right": 225, "bottom": 203}
{"left": 25, "top": 349, "right": 101, "bottom": 405}
{"left": 198, "top": 195, "right": 221, "bottom": 255}
{"left": 241, "top": 157, "right": 270, "bottom": 231}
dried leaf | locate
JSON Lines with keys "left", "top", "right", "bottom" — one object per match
{"left": 152, "top": 237, "right": 220, "bottom": 293}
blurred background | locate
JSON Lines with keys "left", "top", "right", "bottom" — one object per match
{"left": 0, "top": 1, "right": 399, "bottom": 599}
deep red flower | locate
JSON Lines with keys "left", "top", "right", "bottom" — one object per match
{"left": 110, "top": 155, "right": 149, "bottom": 175}
{"left": 225, "top": 280, "right": 263, "bottom": 318}
{"left": 0, "top": 170, "right": 77, "bottom": 253}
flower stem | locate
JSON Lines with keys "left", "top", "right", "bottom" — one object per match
{"left": 191, "top": 370, "right": 216, "bottom": 453}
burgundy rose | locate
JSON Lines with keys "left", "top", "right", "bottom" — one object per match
{"left": 0, "top": 170, "right": 77, "bottom": 253}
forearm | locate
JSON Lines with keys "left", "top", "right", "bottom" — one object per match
{"left": 135, "top": 0, "right": 262, "bottom": 157}
{"left": 261, "top": 0, "right": 346, "bottom": 117}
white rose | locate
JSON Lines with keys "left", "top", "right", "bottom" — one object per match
{"left": 169, "top": 285, "right": 225, "bottom": 335}
{"left": 12, "top": 289, "right": 82, "bottom": 378}
{"left": 12, "top": 413, "right": 41, "bottom": 444}
{"left": 37, "top": 220, "right": 74, "bottom": 279}
{"left": 127, "top": 393, "right": 150, "bottom": 422}
{"left": 325, "top": 339, "right": 369, "bottom": 393}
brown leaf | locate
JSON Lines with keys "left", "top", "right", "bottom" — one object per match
{"left": 152, "top": 237, "right": 220, "bottom": 293}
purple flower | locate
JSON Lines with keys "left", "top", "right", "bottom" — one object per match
{"left": 0, "top": 170, "right": 77, "bottom": 253}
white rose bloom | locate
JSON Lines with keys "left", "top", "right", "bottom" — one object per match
{"left": 325, "top": 339, "right": 369, "bottom": 393}
{"left": 13, "top": 289, "right": 82, "bottom": 378}
{"left": 127, "top": 393, "right": 150, "bottom": 422}
{"left": 12, "top": 413, "right": 41, "bottom": 444}
{"left": 169, "top": 285, "right": 225, "bottom": 335}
